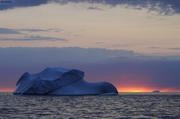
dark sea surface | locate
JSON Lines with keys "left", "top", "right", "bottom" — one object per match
{"left": 0, "top": 93, "right": 180, "bottom": 119}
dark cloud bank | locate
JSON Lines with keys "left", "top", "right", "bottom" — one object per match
{"left": 0, "top": 47, "right": 180, "bottom": 91}
{"left": 0, "top": 0, "right": 180, "bottom": 15}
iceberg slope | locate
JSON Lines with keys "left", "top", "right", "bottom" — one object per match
{"left": 14, "top": 67, "right": 118, "bottom": 96}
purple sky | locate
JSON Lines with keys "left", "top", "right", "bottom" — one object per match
{"left": 0, "top": 47, "right": 180, "bottom": 92}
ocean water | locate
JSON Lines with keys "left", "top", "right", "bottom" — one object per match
{"left": 0, "top": 93, "right": 180, "bottom": 119}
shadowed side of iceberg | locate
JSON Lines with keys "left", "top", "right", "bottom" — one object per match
{"left": 50, "top": 80, "right": 118, "bottom": 96}
{"left": 14, "top": 67, "right": 118, "bottom": 96}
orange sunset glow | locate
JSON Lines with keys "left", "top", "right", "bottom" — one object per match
{"left": 0, "top": 88, "right": 14, "bottom": 92}
{"left": 118, "top": 87, "right": 153, "bottom": 92}
{"left": 117, "top": 86, "right": 180, "bottom": 93}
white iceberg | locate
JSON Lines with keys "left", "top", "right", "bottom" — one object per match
{"left": 14, "top": 67, "right": 118, "bottom": 96}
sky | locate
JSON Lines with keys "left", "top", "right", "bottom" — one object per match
{"left": 0, "top": 0, "right": 180, "bottom": 92}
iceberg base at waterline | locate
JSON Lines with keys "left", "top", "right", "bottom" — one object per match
{"left": 14, "top": 67, "right": 118, "bottom": 96}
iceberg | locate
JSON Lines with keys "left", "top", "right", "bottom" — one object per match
{"left": 14, "top": 67, "right": 118, "bottom": 96}
{"left": 152, "top": 90, "right": 160, "bottom": 93}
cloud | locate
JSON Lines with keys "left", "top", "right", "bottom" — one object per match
{"left": 0, "top": 0, "right": 180, "bottom": 15}
{"left": 0, "top": 28, "right": 21, "bottom": 34}
{"left": 167, "top": 48, "right": 180, "bottom": 51}
{"left": 19, "top": 28, "right": 49, "bottom": 32}
{"left": 0, "top": 35, "right": 67, "bottom": 41}
{"left": 0, "top": 0, "right": 48, "bottom": 10}
{"left": 19, "top": 28, "right": 63, "bottom": 33}
{"left": 0, "top": 27, "right": 66, "bottom": 41}
{"left": 149, "top": 46, "right": 180, "bottom": 51}
{"left": 87, "top": 6, "right": 104, "bottom": 11}
{"left": 0, "top": 27, "right": 62, "bottom": 34}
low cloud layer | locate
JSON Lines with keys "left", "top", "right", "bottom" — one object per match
{"left": 0, "top": 28, "right": 21, "bottom": 34}
{"left": 0, "top": 35, "right": 67, "bottom": 41}
{"left": 0, "top": 27, "right": 62, "bottom": 34}
{"left": 0, "top": 27, "right": 66, "bottom": 41}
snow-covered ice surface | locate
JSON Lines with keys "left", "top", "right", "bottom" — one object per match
{"left": 14, "top": 67, "right": 118, "bottom": 96}
{"left": 0, "top": 93, "right": 180, "bottom": 119}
